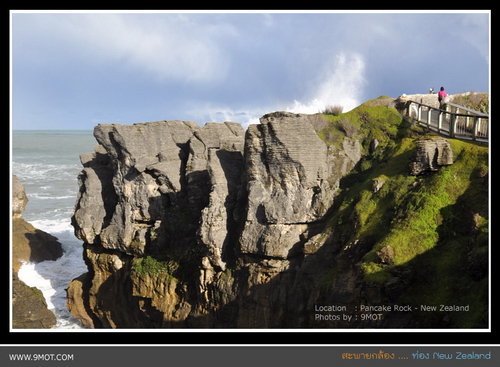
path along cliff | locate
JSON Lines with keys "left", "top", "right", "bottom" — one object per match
{"left": 67, "top": 97, "right": 488, "bottom": 328}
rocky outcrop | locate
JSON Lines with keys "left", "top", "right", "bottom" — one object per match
{"left": 11, "top": 174, "right": 61, "bottom": 329}
{"left": 239, "top": 112, "right": 353, "bottom": 258}
{"left": 12, "top": 174, "right": 28, "bottom": 220}
{"left": 68, "top": 106, "right": 489, "bottom": 329}
{"left": 68, "top": 114, "right": 364, "bottom": 328}
{"left": 409, "top": 138, "right": 453, "bottom": 175}
{"left": 12, "top": 175, "right": 63, "bottom": 272}
{"left": 12, "top": 273, "right": 58, "bottom": 329}
{"left": 68, "top": 120, "right": 248, "bottom": 327}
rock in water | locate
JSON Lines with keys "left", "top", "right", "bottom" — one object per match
{"left": 11, "top": 174, "right": 61, "bottom": 328}
{"left": 12, "top": 174, "right": 28, "bottom": 220}
{"left": 12, "top": 175, "right": 63, "bottom": 272}
{"left": 12, "top": 273, "right": 57, "bottom": 329}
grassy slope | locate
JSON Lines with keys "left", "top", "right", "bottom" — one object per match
{"left": 315, "top": 96, "right": 489, "bottom": 328}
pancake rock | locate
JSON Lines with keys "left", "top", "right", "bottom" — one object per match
{"left": 68, "top": 114, "right": 363, "bottom": 328}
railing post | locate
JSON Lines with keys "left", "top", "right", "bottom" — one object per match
{"left": 450, "top": 113, "right": 456, "bottom": 138}
{"left": 438, "top": 110, "right": 443, "bottom": 133}
{"left": 486, "top": 117, "right": 489, "bottom": 140}
{"left": 473, "top": 116, "right": 479, "bottom": 141}
{"left": 429, "top": 101, "right": 489, "bottom": 142}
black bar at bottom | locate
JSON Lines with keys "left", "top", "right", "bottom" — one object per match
{"left": 0, "top": 345, "right": 498, "bottom": 367}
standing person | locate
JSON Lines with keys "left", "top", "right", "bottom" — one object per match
{"left": 438, "top": 86, "right": 447, "bottom": 108}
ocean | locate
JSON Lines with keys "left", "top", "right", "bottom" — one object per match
{"left": 12, "top": 130, "right": 97, "bottom": 329}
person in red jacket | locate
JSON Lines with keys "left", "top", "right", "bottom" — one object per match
{"left": 438, "top": 86, "right": 447, "bottom": 108}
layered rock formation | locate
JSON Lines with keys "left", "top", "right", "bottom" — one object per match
{"left": 67, "top": 113, "right": 364, "bottom": 328}
{"left": 10, "top": 99, "right": 486, "bottom": 330}
{"left": 69, "top": 108, "right": 487, "bottom": 329}
{"left": 12, "top": 174, "right": 62, "bottom": 329}
{"left": 240, "top": 112, "right": 354, "bottom": 259}
{"left": 409, "top": 137, "right": 453, "bottom": 175}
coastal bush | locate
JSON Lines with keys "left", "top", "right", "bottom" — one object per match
{"left": 451, "top": 91, "right": 489, "bottom": 114}
{"left": 322, "top": 104, "right": 344, "bottom": 115}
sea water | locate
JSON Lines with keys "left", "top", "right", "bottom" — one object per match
{"left": 12, "top": 130, "right": 97, "bottom": 329}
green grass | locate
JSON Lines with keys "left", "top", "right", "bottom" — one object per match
{"left": 317, "top": 96, "right": 403, "bottom": 151}
{"left": 359, "top": 140, "right": 487, "bottom": 272}
{"left": 132, "top": 256, "right": 179, "bottom": 279}
{"left": 314, "top": 98, "right": 489, "bottom": 327}
{"left": 132, "top": 239, "right": 205, "bottom": 283}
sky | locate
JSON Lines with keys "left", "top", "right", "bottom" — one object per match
{"left": 10, "top": 10, "right": 490, "bottom": 130}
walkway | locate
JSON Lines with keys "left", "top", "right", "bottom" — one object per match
{"left": 402, "top": 99, "right": 488, "bottom": 143}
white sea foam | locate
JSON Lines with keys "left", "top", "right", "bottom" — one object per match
{"left": 28, "top": 194, "right": 75, "bottom": 200}
{"left": 17, "top": 221, "right": 88, "bottom": 329}
{"left": 13, "top": 130, "right": 95, "bottom": 329}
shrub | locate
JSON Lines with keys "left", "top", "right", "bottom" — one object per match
{"left": 451, "top": 92, "right": 489, "bottom": 114}
{"left": 322, "top": 104, "right": 344, "bottom": 116}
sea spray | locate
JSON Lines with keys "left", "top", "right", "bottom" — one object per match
{"left": 17, "top": 222, "right": 88, "bottom": 329}
{"left": 286, "top": 51, "right": 366, "bottom": 114}
{"left": 13, "top": 130, "right": 95, "bottom": 329}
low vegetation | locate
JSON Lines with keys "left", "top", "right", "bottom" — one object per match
{"left": 132, "top": 256, "right": 179, "bottom": 278}
{"left": 314, "top": 95, "right": 489, "bottom": 328}
{"left": 451, "top": 91, "right": 489, "bottom": 114}
{"left": 314, "top": 96, "right": 404, "bottom": 151}
{"left": 321, "top": 104, "right": 344, "bottom": 116}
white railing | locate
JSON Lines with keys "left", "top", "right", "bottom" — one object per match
{"left": 403, "top": 100, "right": 488, "bottom": 143}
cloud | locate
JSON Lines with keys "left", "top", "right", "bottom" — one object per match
{"left": 287, "top": 51, "right": 366, "bottom": 114}
{"left": 184, "top": 50, "right": 367, "bottom": 130}
{"left": 16, "top": 13, "right": 232, "bottom": 84}
{"left": 449, "top": 13, "right": 489, "bottom": 62}
{"left": 12, "top": 11, "right": 489, "bottom": 131}
{"left": 87, "top": 14, "right": 233, "bottom": 82}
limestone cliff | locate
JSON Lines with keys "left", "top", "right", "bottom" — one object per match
{"left": 67, "top": 113, "right": 361, "bottom": 328}
{"left": 67, "top": 103, "right": 488, "bottom": 329}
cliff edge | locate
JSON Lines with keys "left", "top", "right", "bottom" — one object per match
{"left": 67, "top": 113, "right": 360, "bottom": 328}
{"left": 68, "top": 100, "right": 488, "bottom": 328}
